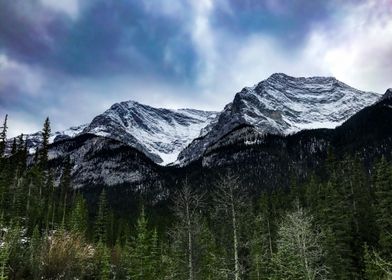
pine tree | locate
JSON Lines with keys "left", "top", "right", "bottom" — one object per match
{"left": 25, "top": 165, "right": 45, "bottom": 231}
{"left": 125, "top": 206, "right": 158, "bottom": 280}
{"left": 197, "top": 219, "right": 226, "bottom": 280}
{"left": 29, "top": 225, "right": 41, "bottom": 278}
{"left": 95, "top": 190, "right": 109, "bottom": 243}
{"left": 0, "top": 115, "right": 8, "bottom": 158}
{"left": 15, "top": 134, "right": 27, "bottom": 175}
{"left": 112, "top": 239, "right": 126, "bottom": 279}
{"left": 319, "top": 177, "right": 356, "bottom": 279}
{"left": 44, "top": 172, "right": 55, "bottom": 232}
{"left": 374, "top": 157, "right": 392, "bottom": 258}
{"left": 11, "top": 176, "right": 26, "bottom": 224}
{"left": 39, "top": 117, "right": 51, "bottom": 169}
{"left": 59, "top": 157, "right": 72, "bottom": 227}
{"left": 95, "top": 241, "right": 111, "bottom": 280}
{"left": 344, "top": 156, "right": 377, "bottom": 274}
{"left": 149, "top": 228, "right": 161, "bottom": 279}
{"left": 250, "top": 193, "right": 274, "bottom": 280}
{"left": 69, "top": 194, "right": 88, "bottom": 234}
{"left": 164, "top": 232, "right": 185, "bottom": 280}
{"left": 5, "top": 222, "right": 23, "bottom": 280}
{"left": 0, "top": 214, "right": 9, "bottom": 280}
{"left": 10, "top": 139, "right": 16, "bottom": 156}
{"left": 0, "top": 245, "right": 8, "bottom": 280}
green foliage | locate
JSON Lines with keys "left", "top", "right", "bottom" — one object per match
{"left": 95, "top": 190, "right": 110, "bottom": 243}
{"left": 124, "top": 207, "right": 162, "bottom": 280}
{"left": 1, "top": 116, "right": 392, "bottom": 279}
{"left": 0, "top": 220, "right": 10, "bottom": 280}
{"left": 197, "top": 219, "right": 226, "bottom": 280}
{"left": 0, "top": 115, "right": 8, "bottom": 158}
{"left": 39, "top": 117, "right": 51, "bottom": 168}
{"left": 29, "top": 225, "right": 41, "bottom": 278}
{"left": 364, "top": 244, "right": 392, "bottom": 280}
{"left": 374, "top": 157, "right": 392, "bottom": 258}
{"left": 250, "top": 194, "right": 274, "bottom": 280}
{"left": 94, "top": 241, "right": 111, "bottom": 280}
{"left": 70, "top": 193, "right": 88, "bottom": 234}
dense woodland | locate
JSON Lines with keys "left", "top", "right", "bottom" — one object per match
{"left": 1, "top": 114, "right": 392, "bottom": 280}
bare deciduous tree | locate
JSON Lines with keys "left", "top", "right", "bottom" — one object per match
{"left": 272, "top": 201, "right": 328, "bottom": 280}
{"left": 171, "top": 180, "right": 205, "bottom": 280}
{"left": 214, "top": 173, "right": 246, "bottom": 280}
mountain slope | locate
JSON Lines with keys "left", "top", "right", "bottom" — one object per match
{"left": 177, "top": 73, "right": 380, "bottom": 165}
{"left": 83, "top": 101, "right": 218, "bottom": 165}
{"left": 48, "top": 133, "right": 163, "bottom": 189}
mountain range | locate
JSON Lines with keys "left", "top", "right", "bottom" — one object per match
{"left": 12, "top": 73, "right": 380, "bottom": 167}
{"left": 7, "top": 73, "right": 392, "bottom": 193}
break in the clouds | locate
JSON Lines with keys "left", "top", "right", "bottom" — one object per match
{"left": 0, "top": 0, "right": 391, "bottom": 137}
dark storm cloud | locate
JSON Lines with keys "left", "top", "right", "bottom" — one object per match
{"left": 0, "top": 0, "right": 391, "bottom": 137}
{"left": 213, "top": 0, "right": 333, "bottom": 46}
{"left": 54, "top": 0, "right": 198, "bottom": 79}
{"left": 0, "top": 1, "right": 70, "bottom": 65}
{"left": 0, "top": 0, "right": 197, "bottom": 80}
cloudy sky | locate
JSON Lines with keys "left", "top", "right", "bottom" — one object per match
{"left": 1, "top": 0, "right": 391, "bottom": 137}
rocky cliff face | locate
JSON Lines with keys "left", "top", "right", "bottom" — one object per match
{"left": 48, "top": 134, "right": 163, "bottom": 190}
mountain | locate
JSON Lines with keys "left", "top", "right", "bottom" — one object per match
{"left": 177, "top": 73, "right": 380, "bottom": 165}
{"left": 5, "top": 124, "right": 87, "bottom": 155}
{"left": 83, "top": 101, "right": 218, "bottom": 165}
{"left": 201, "top": 88, "right": 392, "bottom": 170}
{"left": 42, "top": 87, "right": 392, "bottom": 202}
{"left": 381, "top": 88, "right": 392, "bottom": 100}
{"left": 48, "top": 133, "right": 163, "bottom": 189}
{"left": 7, "top": 73, "right": 381, "bottom": 171}
{"left": 7, "top": 103, "right": 217, "bottom": 165}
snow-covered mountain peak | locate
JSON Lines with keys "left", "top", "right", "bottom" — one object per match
{"left": 8, "top": 74, "right": 382, "bottom": 168}
{"left": 231, "top": 74, "right": 379, "bottom": 132}
{"left": 177, "top": 74, "right": 380, "bottom": 165}
{"left": 84, "top": 101, "right": 217, "bottom": 165}
{"left": 265, "top": 72, "right": 338, "bottom": 85}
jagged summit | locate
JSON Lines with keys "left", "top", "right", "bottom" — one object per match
{"left": 83, "top": 101, "right": 218, "bottom": 165}
{"left": 267, "top": 72, "right": 336, "bottom": 81}
{"left": 177, "top": 74, "right": 380, "bottom": 165}
{"left": 8, "top": 73, "right": 382, "bottom": 166}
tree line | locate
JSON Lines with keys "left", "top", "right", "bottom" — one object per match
{"left": 0, "top": 115, "right": 392, "bottom": 279}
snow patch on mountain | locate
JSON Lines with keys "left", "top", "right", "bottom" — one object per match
{"left": 84, "top": 101, "right": 218, "bottom": 165}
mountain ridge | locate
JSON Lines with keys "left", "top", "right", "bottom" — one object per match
{"left": 6, "top": 73, "right": 381, "bottom": 166}
{"left": 176, "top": 73, "right": 380, "bottom": 165}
